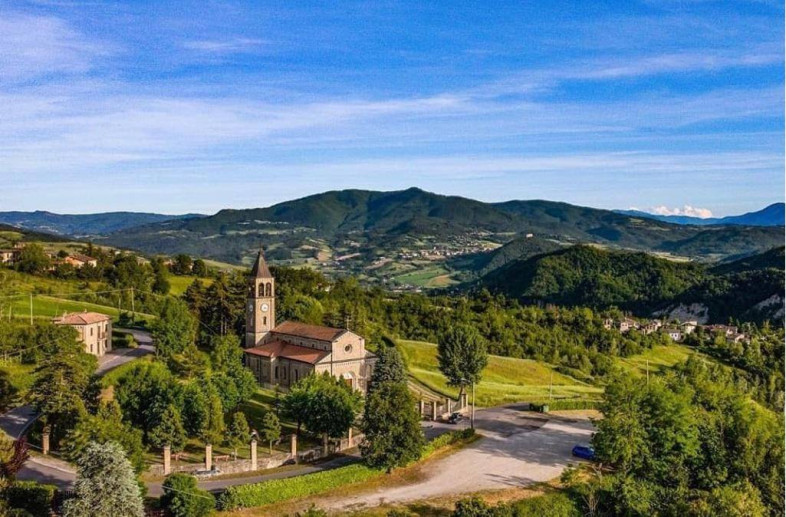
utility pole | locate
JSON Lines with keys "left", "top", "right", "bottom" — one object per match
{"left": 646, "top": 360, "right": 650, "bottom": 386}
{"left": 471, "top": 381, "right": 476, "bottom": 430}
{"left": 29, "top": 294, "right": 33, "bottom": 325}
{"left": 131, "top": 288, "right": 135, "bottom": 325}
{"left": 549, "top": 371, "right": 553, "bottom": 400}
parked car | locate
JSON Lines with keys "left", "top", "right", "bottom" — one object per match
{"left": 571, "top": 445, "right": 595, "bottom": 460}
{"left": 447, "top": 412, "right": 464, "bottom": 424}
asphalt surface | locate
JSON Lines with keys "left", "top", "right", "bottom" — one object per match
{"left": 2, "top": 327, "right": 155, "bottom": 489}
{"left": 320, "top": 406, "right": 595, "bottom": 512}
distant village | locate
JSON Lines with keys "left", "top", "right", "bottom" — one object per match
{"left": 603, "top": 316, "right": 749, "bottom": 344}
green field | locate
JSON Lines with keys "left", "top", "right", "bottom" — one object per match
{"left": 617, "top": 343, "right": 697, "bottom": 377}
{"left": 167, "top": 275, "right": 214, "bottom": 296}
{"left": 398, "top": 339, "right": 602, "bottom": 407}
{"left": 392, "top": 265, "right": 458, "bottom": 288}
{"left": 8, "top": 295, "right": 153, "bottom": 322}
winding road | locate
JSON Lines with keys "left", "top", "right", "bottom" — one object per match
{"left": 0, "top": 328, "right": 155, "bottom": 488}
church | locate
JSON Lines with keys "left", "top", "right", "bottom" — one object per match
{"left": 243, "top": 249, "right": 376, "bottom": 392}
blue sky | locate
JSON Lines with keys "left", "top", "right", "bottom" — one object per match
{"left": 0, "top": 0, "right": 783, "bottom": 216}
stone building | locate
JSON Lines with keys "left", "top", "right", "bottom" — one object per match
{"left": 243, "top": 249, "right": 376, "bottom": 392}
{"left": 53, "top": 311, "right": 112, "bottom": 357}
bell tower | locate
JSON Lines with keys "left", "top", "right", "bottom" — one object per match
{"left": 245, "top": 249, "right": 275, "bottom": 348}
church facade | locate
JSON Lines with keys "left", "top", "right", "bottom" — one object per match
{"left": 243, "top": 250, "right": 376, "bottom": 392}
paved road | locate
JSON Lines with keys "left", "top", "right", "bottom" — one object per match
{"left": 4, "top": 328, "right": 155, "bottom": 488}
{"left": 321, "top": 406, "right": 594, "bottom": 512}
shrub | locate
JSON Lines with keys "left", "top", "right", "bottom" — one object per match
{"left": 510, "top": 492, "right": 580, "bottom": 517}
{"left": 421, "top": 428, "right": 475, "bottom": 459}
{"left": 161, "top": 473, "right": 215, "bottom": 517}
{"left": 5, "top": 481, "right": 56, "bottom": 516}
{"left": 530, "top": 399, "right": 600, "bottom": 411}
{"left": 217, "top": 463, "right": 382, "bottom": 510}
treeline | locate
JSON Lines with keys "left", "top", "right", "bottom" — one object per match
{"left": 453, "top": 357, "right": 784, "bottom": 516}
{"left": 683, "top": 324, "right": 784, "bottom": 410}
{"left": 183, "top": 266, "right": 666, "bottom": 382}
{"left": 7, "top": 243, "right": 215, "bottom": 318}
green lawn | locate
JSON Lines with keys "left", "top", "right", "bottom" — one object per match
{"left": 617, "top": 343, "right": 696, "bottom": 377}
{"left": 398, "top": 339, "right": 602, "bottom": 407}
{"left": 167, "top": 275, "right": 214, "bottom": 296}
{"left": 238, "top": 388, "right": 321, "bottom": 451}
{"left": 0, "top": 361, "right": 36, "bottom": 400}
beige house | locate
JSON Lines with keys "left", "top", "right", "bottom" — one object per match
{"left": 243, "top": 250, "right": 376, "bottom": 392}
{"left": 64, "top": 254, "right": 98, "bottom": 268}
{"left": 0, "top": 249, "right": 20, "bottom": 265}
{"left": 53, "top": 311, "right": 112, "bottom": 357}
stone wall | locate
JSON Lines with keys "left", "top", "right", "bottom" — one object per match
{"left": 148, "top": 452, "right": 293, "bottom": 477}
{"left": 149, "top": 433, "right": 363, "bottom": 478}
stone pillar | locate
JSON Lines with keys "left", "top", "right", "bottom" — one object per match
{"left": 322, "top": 434, "right": 329, "bottom": 456}
{"left": 290, "top": 434, "right": 297, "bottom": 458}
{"left": 347, "top": 427, "right": 353, "bottom": 448}
{"left": 419, "top": 399, "right": 425, "bottom": 416}
{"left": 431, "top": 400, "right": 438, "bottom": 420}
{"left": 163, "top": 445, "right": 171, "bottom": 475}
{"left": 461, "top": 392, "right": 468, "bottom": 409}
{"left": 205, "top": 444, "right": 212, "bottom": 471}
{"left": 250, "top": 440, "right": 257, "bottom": 471}
{"left": 42, "top": 431, "right": 50, "bottom": 456}
{"left": 446, "top": 397, "right": 452, "bottom": 414}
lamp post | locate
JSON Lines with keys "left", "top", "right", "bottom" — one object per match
{"left": 462, "top": 378, "right": 475, "bottom": 430}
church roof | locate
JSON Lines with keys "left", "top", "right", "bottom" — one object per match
{"left": 251, "top": 249, "right": 272, "bottom": 278}
{"left": 244, "top": 340, "right": 330, "bottom": 365}
{"left": 272, "top": 320, "right": 348, "bottom": 342}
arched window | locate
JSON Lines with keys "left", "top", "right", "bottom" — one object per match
{"left": 265, "top": 282, "right": 272, "bottom": 297}
{"left": 274, "top": 366, "right": 279, "bottom": 379}
{"left": 258, "top": 283, "right": 264, "bottom": 297}
{"left": 263, "top": 316, "right": 267, "bottom": 326}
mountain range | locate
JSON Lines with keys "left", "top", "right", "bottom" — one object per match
{"left": 0, "top": 211, "right": 203, "bottom": 237}
{"left": 615, "top": 203, "right": 784, "bottom": 227}
{"left": 1, "top": 189, "right": 782, "bottom": 274}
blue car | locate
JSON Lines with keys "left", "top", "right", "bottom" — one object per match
{"left": 571, "top": 445, "right": 595, "bottom": 460}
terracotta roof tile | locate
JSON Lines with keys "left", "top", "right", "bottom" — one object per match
{"left": 53, "top": 311, "right": 111, "bottom": 325}
{"left": 68, "top": 254, "right": 96, "bottom": 263}
{"left": 272, "top": 321, "right": 347, "bottom": 342}
{"left": 244, "top": 340, "right": 329, "bottom": 365}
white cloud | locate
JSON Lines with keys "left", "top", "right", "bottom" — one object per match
{"left": 0, "top": 12, "right": 111, "bottom": 82}
{"left": 651, "top": 205, "right": 714, "bottom": 218}
{"left": 181, "top": 37, "right": 268, "bottom": 54}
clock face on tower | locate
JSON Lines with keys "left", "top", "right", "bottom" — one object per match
{"left": 260, "top": 303, "right": 269, "bottom": 312}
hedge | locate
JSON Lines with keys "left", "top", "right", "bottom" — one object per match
{"left": 217, "top": 463, "right": 382, "bottom": 510}
{"left": 5, "top": 481, "right": 56, "bottom": 516}
{"left": 218, "top": 428, "right": 477, "bottom": 511}
{"left": 421, "top": 428, "right": 475, "bottom": 459}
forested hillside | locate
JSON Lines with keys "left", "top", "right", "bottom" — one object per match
{"left": 478, "top": 245, "right": 784, "bottom": 323}
{"left": 98, "top": 188, "right": 784, "bottom": 268}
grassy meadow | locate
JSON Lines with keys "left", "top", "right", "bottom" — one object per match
{"left": 617, "top": 343, "right": 696, "bottom": 377}
{"left": 398, "top": 339, "right": 602, "bottom": 407}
